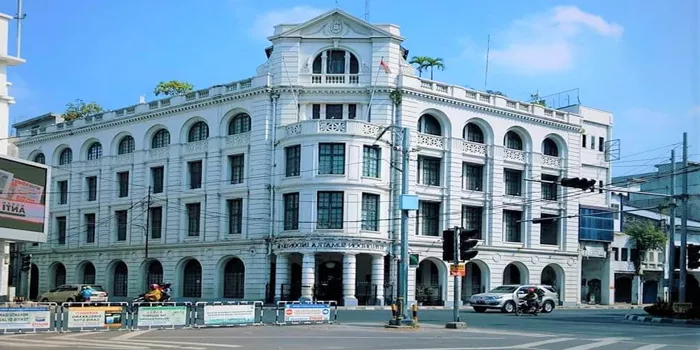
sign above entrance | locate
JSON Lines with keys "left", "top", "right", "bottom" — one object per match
{"left": 274, "top": 238, "right": 390, "bottom": 254}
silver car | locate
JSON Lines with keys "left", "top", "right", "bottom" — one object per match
{"left": 468, "top": 284, "right": 559, "bottom": 313}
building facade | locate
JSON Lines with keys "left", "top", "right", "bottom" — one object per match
{"left": 14, "top": 10, "right": 612, "bottom": 306}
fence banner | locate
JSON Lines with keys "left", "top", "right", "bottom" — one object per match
{"left": 137, "top": 306, "right": 187, "bottom": 327}
{"left": 66, "top": 306, "right": 123, "bottom": 329}
{"left": 283, "top": 303, "right": 331, "bottom": 323}
{"left": 203, "top": 304, "right": 255, "bottom": 325}
{"left": 0, "top": 307, "right": 51, "bottom": 330}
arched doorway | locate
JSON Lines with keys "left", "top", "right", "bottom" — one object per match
{"left": 416, "top": 259, "right": 443, "bottom": 306}
{"left": 112, "top": 261, "right": 128, "bottom": 297}
{"left": 316, "top": 260, "right": 342, "bottom": 304}
{"left": 541, "top": 264, "right": 564, "bottom": 305}
{"left": 615, "top": 276, "right": 632, "bottom": 303}
{"left": 51, "top": 263, "right": 66, "bottom": 288}
{"left": 81, "top": 262, "right": 96, "bottom": 285}
{"left": 223, "top": 258, "right": 245, "bottom": 299}
{"left": 503, "top": 263, "right": 527, "bottom": 285}
{"left": 29, "top": 264, "right": 39, "bottom": 300}
{"left": 462, "top": 260, "right": 490, "bottom": 302}
{"left": 182, "top": 260, "right": 202, "bottom": 298}
{"left": 145, "top": 260, "right": 163, "bottom": 289}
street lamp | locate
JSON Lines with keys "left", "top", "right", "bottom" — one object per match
{"left": 375, "top": 125, "right": 417, "bottom": 325}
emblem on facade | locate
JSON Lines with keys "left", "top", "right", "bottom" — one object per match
{"left": 329, "top": 20, "right": 344, "bottom": 35}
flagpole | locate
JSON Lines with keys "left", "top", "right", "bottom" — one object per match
{"left": 365, "top": 57, "right": 383, "bottom": 121}
{"left": 484, "top": 34, "right": 490, "bottom": 90}
{"left": 281, "top": 57, "right": 299, "bottom": 120}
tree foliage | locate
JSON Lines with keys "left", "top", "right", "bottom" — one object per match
{"left": 626, "top": 221, "right": 667, "bottom": 275}
{"left": 154, "top": 80, "right": 194, "bottom": 96}
{"left": 409, "top": 56, "right": 445, "bottom": 79}
{"left": 63, "top": 99, "right": 104, "bottom": 121}
{"left": 486, "top": 89, "right": 507, "bottom": 97}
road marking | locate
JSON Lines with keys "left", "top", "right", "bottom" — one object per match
{"left": 562, "top": 338, "right": 622, "bottom": 350}
{"left": 510, "top": 338, "right": 577, "bottom": 349}
{"left": 632, "top": 345, "right": 667, "bottom": 350}
{"left": 0, "top": 338, "right": 144, "bottom": 349}
{"left": 110, "top": 330, "right": 153, "bottom": 340}
{"left": 132, "top": 340, "right": 241, "bottom": 348}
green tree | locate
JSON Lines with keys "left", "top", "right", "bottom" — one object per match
{"left": 409, "top": 56, "right": 431, "bottom": 78}
{"left": 486, "top": 89, "right": 507, "bottom": 97}
{"left": 154, "top": 80, "right": 194, "bottom": 96}
{"left": 423, "top": 57, "right": 445, "bottom": 80}
{"left": 63, "top": 99, "right": 104, "bottom": 121}
{"left": 626, "top": 221, "right": 667, "bottom": 275}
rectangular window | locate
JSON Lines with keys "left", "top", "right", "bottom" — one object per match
{"left": 418, "top": 201, "right": 440, "bottom": 236}
{"left": 504, "top": 169, "right": 522, "bottom": 196}
{"left": 611, "top": 203, "right": 620, "bottom": 220}
{"left": 418, "top": 156, "right": 441, "bottom": 186}
{"left": 150, "top": 207, "right": 162, "bottom": 239}
{"left": 461, "top": 206, "right": 483, "bottom": 239}
{"left": 539, "top": 214, "right": 558, "bottom": 245}
{"left": 318, "top": 143, "right": 345, "bottom": 175}
{"left": 186, "top": 203, "right": 201, "bottom": 236}
{"left": 361, "top": 193, "right": 380, "bottom": 231}
{"left": 362, "top": 145, "right": 381, "bottom": 178}
{"left": 582, "top": 135, "right": 587, "bottom": 148}
{"left": 612, "top": 247, "right": 619, "bottom": 261}
{"left": 599, "top": 137, "right": 605, "bottom": 152}
{"left": 326, "top": 104, "right": 343, "bottom": 119}
{"left": 621, "top": 248, "right": 629, "bottom": 261}
{"left": 227, "top": 199, "right": 243, "bottom": 234}
{"left": 151, "top": 166, "right": 164, "bottom": 194}
{"left": 504, "top": 210, "right": 522, "bottom": 242}
{"left": 348, "top": 104, "right": 357, "bottom": 119}
{"left": 117, "top": 172, "right": 129, "bottom": 198}
{"left": 590, "top": 136, "right": 596, "bottom": 149}
{"left": 86, "top": 177, "right": 97, "bottom": 201}
{"left": 317, "top": 191, "right": 344, "bottom": 229}
{"left": 58, "top": 180, "right": 68, "bottom": 205}
{"left": 283, "top": 193, "right": 299, "bottom": 231}
{"left": 463, "top": 163, "right": 483, "bottom": 191}
{"left": 85, "top": 213, "right": 95, "bottom": 243}
{"left": 229, "top": 154, "right": 244, "bottom": 184}
{"left": 115, "top": 210, "right": 128, "bottom": 241}
{"left": 57, "top": 216, "right": 67, "bottom": 245}
{"left": 541, "top": 174, "right": 558, "bottom": 201}
{"left": 578, "top": 207, "right": 615, "bottom": 242}
{"left": 312, "top": 104, "right": 321, "bottom": 119}
{"left": 285, "top": 145, "right": 301, "bottom": 177}
{"left": 188, "top": 161, "right": 202, "bottom": 189}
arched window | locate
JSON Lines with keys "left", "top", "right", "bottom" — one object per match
{"left": 112, "top": 262, "right": 128, "bottom": 297}
{"left": 118, "top": 136, "right": 135, "bottom": 154}
{"left": 312, "top": 49, "right": 360, "bottom": 74}
{"left": 188, "top": 121, "right": 209, "bottom": 142}
{"left": 59, "top": 148, "right": 73, "bottom": 165}
{"left": 182, "top": 260, "right": 202, "bottom": 298}
{"left": 146, "top": 260, "right": 163, "bottom": 289}
{"left": 33, "top": 153, "right": 45, "bottom": 164}
{"left": 53, "top": 263, "right": 66, "bottom": 288}
{"left": 543, "top": 138, "right": 559, "bottom": 157}
{"left": 418, "top": 114, "right": 442, "bottom": 136}
{"left": 223, "top": 258, "right": 245, "bottom": 299}
{"left": 464, "top": 123, "right": 484, "bottom": 143}
{"left": 83, "top": 263, "right": 96, "bottom": 285}
{"left": 504, "top": 131, "right": 523, "bottom": 150}
{"left": 228, "top": 114, "right": 251, "bottom": 135}
{"left": 151, "top": 129, "right": 170, "bottom": 149}
{"left": 87, "top": 142, "right": 102, "bottom": 160}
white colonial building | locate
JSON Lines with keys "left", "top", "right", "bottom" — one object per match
{"left": 14, "top": 10, "right": 614, "bottom": 307}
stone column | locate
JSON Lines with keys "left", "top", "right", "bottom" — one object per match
{"left": 343, "top": 253, "right": 358, "bottom": 306}
{"left": 274, "top": 254, "right": 289, "bottom": 301}
{"left": 371, "top": 255, "right": 385, "bottom": 305}
{"left": 632, "top": 275, "right": 642, "bottom": 305}
{"left": 300, "top": 253, "right": 315, "bottom": 302}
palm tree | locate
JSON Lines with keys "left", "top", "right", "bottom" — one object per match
{"left": 424, "top": 57, "right": 445, "bottom": 80}
{"left": 409, "top": 56, "right": 430, "bottom": 77}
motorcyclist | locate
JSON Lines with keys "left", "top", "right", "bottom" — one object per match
{"left": 144, "top": 283, "right": 163, "bottom": 302}
{"left": 79, "top": 285, "right": 94, "bottom": 302}
{"left": 524, "top": 287, "right": 542, "bottom": 310}
{"left": 160, "top": 282, "right": 172, "bottom": 301}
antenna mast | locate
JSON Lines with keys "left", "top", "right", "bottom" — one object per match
{"left": 484, "top": 34, "right": 490, "bottom": 90}
{"left": 14, "top": 0, "right": 25, "bottom": 58}
{"left": 364, "top": 0, "right": 370, "bottom": 21}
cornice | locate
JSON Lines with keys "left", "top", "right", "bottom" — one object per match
{"left": 32, "top": 238, "right": 268, "bottom": 256}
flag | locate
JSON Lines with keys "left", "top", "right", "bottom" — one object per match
{"left": 380, "top": 59, "right": 392, "bottom": 74}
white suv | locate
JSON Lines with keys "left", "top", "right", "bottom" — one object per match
{"left": 468, "top": 284, "right": 559, "bottom": 313}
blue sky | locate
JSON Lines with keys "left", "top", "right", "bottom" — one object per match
{"left": 1, "top": 0, "right": 698, "bottom": 175}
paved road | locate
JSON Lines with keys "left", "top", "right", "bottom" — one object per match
{"left": 0, "top": 309, "right": 697, "bottom": 349}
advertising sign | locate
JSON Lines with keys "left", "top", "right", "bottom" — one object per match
{"left": 203, "top": 304, "right": 255, "bottom": 325}
{"left": 0, "top": 307, "right": 50, "bottom": 329}
{"left": 449, "top": 264, "right": 466, "bottom": 277}
{"left": 137, "top": 306, "right": 187, "bottom": 327}
{"left": 67, "top": 306, "right": 123, "bottom": 328}
{"left": 283, "top": 304, "right": 331, "bottom": 322}
{"left": 0, "top": 155, "right": 50, "bottom": 243}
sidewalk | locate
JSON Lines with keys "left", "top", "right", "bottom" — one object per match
{"left": 625, "top": 314, "right": 700, "bottom": 326}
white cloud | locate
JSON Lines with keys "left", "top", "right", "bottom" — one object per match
{"left": 248, "top": 6, "right": 327, "bottom": 40}
{"left": 484, "top": 6, "right": 623, "bottom": 75}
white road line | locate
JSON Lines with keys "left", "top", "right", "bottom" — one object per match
{"left": 632, "top": 345, "right": 667, "bottom": 350}
{"left": 0, "top": 338, "right": 145, "bottom": 349}
{"left": 562, "top": 338, "right": 622, "bottom": 350}
{"left": 132, "top": 340, "right": 241, "bottom": 348}
{"left": 110, "top": 330, "right": 153, "bottom": 340}
{"left": 51, "top": 331, "right": 106, "bottom": 339}
{"left": 510, "top": 338, "right": 578, "bottom": 349}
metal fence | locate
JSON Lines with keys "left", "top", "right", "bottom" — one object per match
{"left": 192, "top": 301, "right": 264, "bottom": 328}
{"left": 0, "top": 302, "right": 59, "bottom": 334}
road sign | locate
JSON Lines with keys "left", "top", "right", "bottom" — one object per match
{"left": 449, "top": 264, "right": 465, "bottom": 276}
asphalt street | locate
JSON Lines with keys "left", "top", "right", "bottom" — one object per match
{"left": 0, "top": 309, "right": 697, "bottom": 349}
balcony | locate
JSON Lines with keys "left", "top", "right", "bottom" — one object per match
{"left": 278, "top": 120, "right": 384, "bottom": 140}
{"left": 416, "top": 133, "right": 446, "bottom": 150}
{"left": 461, "top": 140, "right": 487, "bottom": 156}
{"left": 503, "top": 148, "right": 526, "bottom": 162}
{"left": 542, "top": 155, "right": 563, "bottom": 169}
{"left": 311, "top": 74, "right": 360, "bottom": 85}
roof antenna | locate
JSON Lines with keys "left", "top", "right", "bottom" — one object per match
{"left": 364, "top": 0, "right": 370, "bottom": 21}
{"left": 335, "top": 0, "right": 339, "bottom": 8}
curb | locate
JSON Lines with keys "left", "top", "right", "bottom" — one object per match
{"left": 260, "top": 305, "right": 647, "bottom": 311}
{"left": 624, "top": 314, "right": 700, "bottom": 326}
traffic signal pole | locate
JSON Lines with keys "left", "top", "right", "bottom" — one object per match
{"left": 453, "top": 226, "right": 460, "bottom": 323}
{"left": 679, "top": 132, "right": 689, "bottom": 302}
{"left": 667, "top": 149, "right": 676, "bottom": 302}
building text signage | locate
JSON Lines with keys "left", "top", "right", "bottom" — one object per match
{"left": 276, "top": 240, "right": 388, "bottom": 253}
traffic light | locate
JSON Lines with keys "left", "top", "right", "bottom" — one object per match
{"left": 20, "top": 254, "right": 31, "bottom": 271}
{"left": 560, "top": 177, "right": 597, "bottom": 191}
{"left": 688, "top": 244, "right": 700, "bottom": 270}
{"left": 442, "top": 229, "right": 455, "bottom": 261}
{"left": 459, "top": 228, "right": 480, "bottom": 261}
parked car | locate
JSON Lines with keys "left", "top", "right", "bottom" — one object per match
{"left": 39, "top": 284, "right": 108, "bottom": 303}
{"left": 468, "top": 284, "right": 559, "bottom": 313}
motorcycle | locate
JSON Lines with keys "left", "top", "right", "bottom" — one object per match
{"left": 132, "top": 282, "right": 172, "bottom": 303}
{"left": 514, "top": 299, "right": 541, "bottom": 316}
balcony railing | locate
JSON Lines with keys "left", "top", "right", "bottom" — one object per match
{"left": 542, "top": 155, "right": 563, "bottom": 168}
{"left": 503, "top": 148, "right": 525, "bottom": 162}
{"left": 462, "top": 141, "right": 487, "bottom": 156}
{"left": 278, "top": 120, "right": 384, "bottom": 139}
{"left": 311, "top": 74, "right": 360, "bottom": 85}
{"left": 416, "top": 133, "right": 445, "bottom": 150}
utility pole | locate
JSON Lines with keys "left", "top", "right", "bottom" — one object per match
{"left": 452, "top": 226, "right": 460, "bottom": 323}
{"left": 145, "top": 186, "right": 152, "bottom": 259}
{"left": 668, "top": 149, "right": 676, "bottom": 302}
{"left": 679, "top": 133, "right": 689, "bottom": 302}
{"left": 399, "top": 127, "right": 410, "bottom": 321}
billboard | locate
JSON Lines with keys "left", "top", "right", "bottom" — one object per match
{"left": 0, "top": 154, "right": 49, "bottom": 243}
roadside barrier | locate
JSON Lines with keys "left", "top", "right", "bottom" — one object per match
{"left": 0, "top": 302, "right": 59, "bottom": 334}
{"left": 59, "top": 302, "right": 130, "bottom": 332}
{"left": 275, "top": 300, "right": 338, "bottom": 325}
{"left": 131, "top": 302, "right": 192, "bottom": 330}
{"left": 193, "top": 301, "right": 264, "bottom": 328}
